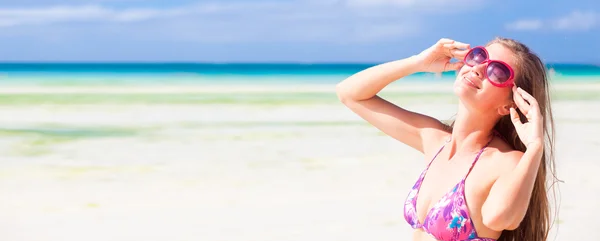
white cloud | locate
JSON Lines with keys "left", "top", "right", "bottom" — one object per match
{"left": 345, "top": 0, "right": 416, "bottom": 8}
{"left": 0, "top": 0, "right": 484, "bottom": 27}
{"left": 0, "top": 5, "right": 195, "bottom": 26}
{"left": 0, "top": 1, "right": 484, "bottom": 43}
{"left": 552, "top": 11, "right": 598, "bottom": 31}
{"left": 343, "top": 0, "right": 484, "bottom": 14}
{"left": 344, "top": 0, "right": 482, "bottom": 8}
{"left": 505, "top": 19, "right": 543, "bottom": 31}
{"left": 111, "top": 9, "right": 162, "bottom": 22}
{"left": 506, "top": 10, "right": 598, "bottom": 32}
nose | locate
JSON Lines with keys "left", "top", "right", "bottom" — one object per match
{"left": 470, "top": 62, "right": 487, "bottom": 79}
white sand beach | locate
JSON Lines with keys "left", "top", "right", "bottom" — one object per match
{"left": 0, "top": 82, "right": 599, "bottom": 241}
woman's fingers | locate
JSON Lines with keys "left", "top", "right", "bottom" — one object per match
{"left": 509, "top": 107, "right": 523, "bottom": 128}
{"left": 517, "top": 87, "right": 542, "bottom": 119}
{"left": 437, "top": 38, "right": 455, "bottom": 45}
{"left": 442, "top": 43, "right": 454, "bottom": 57}
{"left": 442, "top": 41, "right": 470, "bottom": 49}
{"left": 451, "top": 41, "right": 470, "bottom": 50}
{"left": 445, "top": 61, "right": 465, "bottom": 71}
{"left": 443, "top": 42, "right": 470, "bottom": 59}
{"left": 516, "top": 87, "right": 539, "bottom": 107}
{"left": 450, "top": 49, "right": 469, "bottom": 59}
{"left": 513, "top": 86, "right": 542, "bottom": 121}
{"left": 512, "top": 86, "right": 531, "bottom": 115}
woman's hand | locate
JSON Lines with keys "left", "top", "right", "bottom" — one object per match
{"left": 510, "top": 86, "right": 545, "bottom": 149}
{"left": 415, "top": 38, "right": 470, "bottom": 73}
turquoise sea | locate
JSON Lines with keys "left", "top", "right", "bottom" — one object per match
{"left": 0, "top": 63, "right": 599, "bottom": 86}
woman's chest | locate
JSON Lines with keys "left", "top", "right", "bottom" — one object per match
{"left": 415, "top": 158, "right": 494, "bottom": 220}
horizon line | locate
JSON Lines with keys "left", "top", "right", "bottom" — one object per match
{"left": 0, "top": 61, "right": 598, "bottom": 66}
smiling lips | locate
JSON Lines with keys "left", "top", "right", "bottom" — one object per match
{"left": 463, "top": 76, "right": 480, "bottom": 89}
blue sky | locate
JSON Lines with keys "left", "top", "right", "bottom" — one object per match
{"left": 0, "top": 0, "right": 598, "bottom": 63}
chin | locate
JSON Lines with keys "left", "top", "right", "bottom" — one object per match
{"left": 453, "top": 78, "right": 467, "bottom": 96}
{"left": 453, "top": 79, "right": 476, "bottom": 105}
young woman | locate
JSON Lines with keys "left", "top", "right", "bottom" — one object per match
{"left": 336, "top": 37, "right": 557, "bottom": 241}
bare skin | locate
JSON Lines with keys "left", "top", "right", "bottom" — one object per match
{"left": 336, "top": 38, "right": 545, "bottom": 241}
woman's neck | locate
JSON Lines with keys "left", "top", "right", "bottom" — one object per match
{"left": 449, "top": 103, "right": 499, "bottom": 157}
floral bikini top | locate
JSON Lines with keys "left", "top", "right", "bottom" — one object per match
{"left": 403, "top": 137, "right": 497, "bottom": 241}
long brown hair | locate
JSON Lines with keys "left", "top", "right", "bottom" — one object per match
{"left": 448, "top": 37, "right": 560, "bottom": 240}
{"left": 488, "top": 37, "right": 559, "bottom": 241}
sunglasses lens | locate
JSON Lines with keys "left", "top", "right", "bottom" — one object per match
{"left": 487, "top": 62, "right": 511, "bottom": 84}
{"left": 465, "top": 47, "right": 487, "bottom": 66}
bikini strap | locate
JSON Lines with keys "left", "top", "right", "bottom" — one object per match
{"left": 464, "top": 135, "right": 495, "bottom": 178}
{"left": 426, "top": 136, "right": 451, "bottom": 168}
{"left": 492, "top": 129, "right": 507, "bottom": 142}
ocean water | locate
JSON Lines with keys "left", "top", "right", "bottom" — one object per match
{"left": 0, "top": 63, "right": 598, "bottom": 86}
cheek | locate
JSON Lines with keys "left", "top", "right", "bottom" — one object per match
{"left": 454, "top": 66, "right": 469, "bottom": 82}
{"left": 458, "top": 65, "right": 470, "bottom": 76}
{"left": 478, "top": 85, "right": 512, "bottom": 108}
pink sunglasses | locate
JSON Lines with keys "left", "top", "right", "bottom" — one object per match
{"left": 462, "top": 46, "right": 515, "bottom": 88}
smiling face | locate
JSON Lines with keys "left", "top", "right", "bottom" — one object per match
{"left": 453, "top": 43, "right": 519, "bottom": 115}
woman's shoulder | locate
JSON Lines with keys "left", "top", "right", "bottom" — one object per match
{"left": 482, "top": 138, "right": 524, "bottom": 176}
{"left": 421, "top": 129, "right": 452, "bottom": 156}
